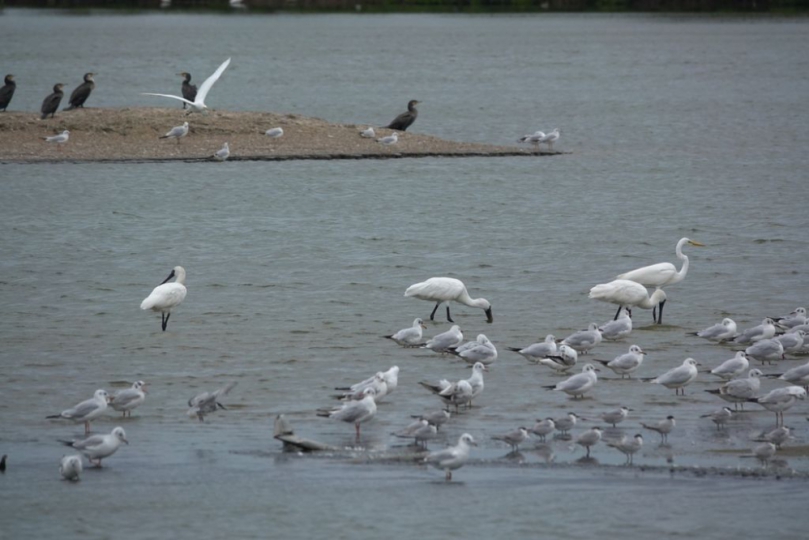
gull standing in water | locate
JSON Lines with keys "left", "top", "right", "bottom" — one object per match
{"left": 641, "top": 415, "right": 675, "bottom": 444}
{"left": 451, "top": 334, "right": 497, "bottom": 365}
{"left": 554, "top": 413, "right": 580, "bottom": 436}
{"left": 144, "top": 58, "right": 231, "bottom": 114}
{"left": 575, "top": 427, "right": 602, "bottom": 458}
{"left": 187, "top": 382, "right": 237, "bottom": 421}
{"left": 46, "top": 389, "right": 109, "bottom": 434}
{"left": 595, "top": 406, "right": 631, "bottom": 427}
{"left": 561, "top": 324, "right": 602, "bottom": 355}
{"left": 334, "top": 373, "right": 387, "bottom": 402}
{"left": 140, "top": 266, "right": 187, "bottom": 331}
{"left": 708, "top": 352, "right": 749, "bottom": 380}
{"left": 110, "top": 381, "right": 147, "bottom": 417}
{"left": 700, "top": 407, "right": 733, "bottom": 430}
{"left": 392, "top": 418, "right": 437, "bottom": 447}
{"left": 772, "top": 307, "right": 806, "bottom": 330}
{"left": 335, "top": 366, "right": 399, "bottom": 400}
{"left": 411, "top": 409, "right": 451, "bottom": 431}
{"left": 59, "top": 455, "right": 83, "bottom": 481}
{"left": 599, "top": 309, "right": 633, "bottom": 341}
{"left": 690, "top": 318, "right": 737, "bottom": 342}
{"left": 405, "top": 277, "right": 493, "bottom": 323}
{"left": 491, "top": 427, "right": 530, "bottom": 452}
{"left": 531, "top": 418, "right": 556, "bottom": 442}
{"left": 544, "top": 364, "right": 599, "bottom": 399}
{"left": 594, "top": 345, "right": 645, "bottom": 379}
{"left": 732, "top": 318, "right": 776, "bottom": 344}
{"left": 774, "top": 330, "right": 805, "bottom": 355}
{"left": 755, "top": 426, "right": 792, "bottom": 449}
{"left": 317, "top": 387, "right": 377, "bottom": 438}
{"left": 649, "top": 358, "right": 699, "bottom": 395}
{"left": 423, "top": 433, "right": 475, "bottom": 481}
{"left": 421, "top": 324, "right": 463, "bottom": 353}
{"left": 507, "top": 334, "right": 557, "bottom": 363}
{"left": 747, "top": 386, "right": 806, "bottom": 427}
{"left": 777, "top": 360, "right": 809, "bottom": 389}
{"left": 705, "top": 368, "right": 763, "bottom": 410}
{"left": 745, "top": 338, "right": 784, "bottom": 365}
{"left": 607, "top": 434, "right": 643, "bottom": 464}
{"left": 385, "top": 318, "right": 427, "bottom": 346}
{"left": 60, "top": 427, "right": 128, "bottom": 467}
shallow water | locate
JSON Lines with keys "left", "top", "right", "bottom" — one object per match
{"left": 1, "top": 10, "right": 809, "bottom": 539}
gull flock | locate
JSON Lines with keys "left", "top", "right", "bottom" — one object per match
{"left": 31, "top": 236, "right": 808, "bottom": 484}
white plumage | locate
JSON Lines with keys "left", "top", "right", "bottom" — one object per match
{"left": 589, "top": 279, "right": 668, "bottom": 324}
{"left": 144, "top": 58, "right": 231, "bottom": 114}
{"left": 405, "top": 277, "right": 493, "bottom": 323}
{"left": 141, "top": 266, "right": 187, "bottom": 331}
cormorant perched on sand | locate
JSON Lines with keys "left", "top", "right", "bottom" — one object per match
{"left": 386, "top": 100, "right": 419, "bottom": 131}
{"left": 40, "top": 83, "right": 64, "bottom": 119}
{"left": 65, "top": 72, "right": 96, "bottom": 110}
{"left": 178, "top": 72, "right": 197, "bottom": 109}
{"left": 0, "top": 74, "right": 16, "bottom": 112}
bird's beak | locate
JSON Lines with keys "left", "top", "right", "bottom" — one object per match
{"left": 122, "top": 437, "right": 129, "bottom": 445}
{"left": 689, "top": 240, "right": 705, "bottom": 247}
{"left": 160, "top": 270, "right": 176, "bottom": 285}
{"left": 594, "top": 368, "right": 601, "bottom": 372}
{"left": 142, "top": 386, "right": 148, "bottom": 394}
{"left": 420, "top": 323, "right": 427, "bottom": 329}
{"left": 485, "top": 307, "right": 494, "bottom": 324}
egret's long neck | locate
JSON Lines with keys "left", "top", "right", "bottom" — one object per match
{"left": 672, "top": 238, "right": 690, "bottom": 282}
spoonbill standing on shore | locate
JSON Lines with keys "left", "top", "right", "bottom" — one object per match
{"left": 141, "top": 266, "right": 187, "bottom": 331}
{"left": 405, "top": 277, "right": 493, "bottom": 323}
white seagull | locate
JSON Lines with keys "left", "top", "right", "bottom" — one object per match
{"left": 335, "top": 366, "right": 399, "bottom": 400}
{"left": 507, "top": 334, "right": 557, "bottom": 363}
{"left": 595, "top": 345, "right": 645, "bottom": 378}
{"left": 650, "top": 358, "right": 699, "bottom": 395}
{"left": 144, "top": 58, "right": 231, "bottom": 114}
{"left": 46, "top": 389, "right": 109, "bottom": 434}
{"left": 518, "top": 130, "right": 544, "bottom": 146}
{"left": 700, "top": 407, "right": 733, "bottom": 430}
{"left": 732, "top": 318, "right": 776, "bottom": 344}
{"left": 640, "top": 415, "right": 675, "bottom": 444}
{"left": 745, "top": 338, "right": 784, "bottom": 365}
{"left": 405, "top": 277, "right": 493, "bottom": 323}
{"left": 589, "top": 279, "right": 668, "bottom": 324}
{"left": 265, "top": 127, "right": 284, "bottom": 138}
{"left": 385, "top": 318, "right": 427, "bottom": 346}
{"left": 317, "top": 387, "right": 377, "bottom": 438}
{"left": 60, "top": 427, "right": 129, "bottom": 467}
{"left": 705, "top": 368, "right": 763, "bottom": 410}
{"left": 360, "top": 127, "right": 375, "bottom": 138}
{"left": 423, "top": 433, "right": 476, "bottom": 481}
{"left": 110, "top": 381, "right": 147, "bottom": 417}
{"left": 44, "top": 130, "right": 70, "bottom": 145}
{"left": 561, "top": 323, "right": 602, "bottom": 354}
{"left": 775, "top": 330, "right": 805, "bottom": 355}
{"left": 59, "top": 455, "right": 83, "bottom": 481}
{"left": 748, "top": 386, "right": 806, "bottom": 427}
{"left": 451, "top": 334, "right": 498, "bottom": 365}
{"left": 544, "top": 364, "right": 599, "bottom": 399}
{"left": 159, "top": 121, "right": 189, "bottom": 143}
{"left": 599, "top": 309, "right": 633, "bottom": 341}
{"left": 213, "top": 142, "right": 230, "bottom": 161}
{"left": 708, "top": 352, "right": 750, "bottom": 380}
{"left": 140, "top": 265, "right": 187, "bottom": 331}
{"left": 539, "top": 128, "right": 560, "bottom": 150}
{"left": 690, "top": 318, "right": 737, "bottom": 342}
{"left": 335, "top": 372, "right": 388, "bottom": 402}
{"left": 377, "top": 132, "right": 398, "bottom": 145}
{"left": 421, "top": 324, "right": 464, "bottom": 353}
{"left": 777, "top": 360, "right": 809, "bottom": 388}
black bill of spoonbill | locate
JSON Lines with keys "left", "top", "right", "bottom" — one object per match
{"left": 143, "top": 58, "right": 231, "bottom": 114}
{"left": 140, "top": 266, "right": 187, "bottom": 332}
{"left": 405, "top": 277, "right": 493, "bottom": 323}
{"left": 589, "top": 279, "right": 667, "bottom": 324}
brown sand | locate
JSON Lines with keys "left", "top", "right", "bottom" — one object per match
{"left": 0, "top": 107, "right": 559, "bottom": 163}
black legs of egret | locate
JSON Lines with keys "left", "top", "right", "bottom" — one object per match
{"left": 655, "top": 300, "right": 666, "bottom": 325}
{"left": 161, "top": 312, "right": 171, "bottom": 332}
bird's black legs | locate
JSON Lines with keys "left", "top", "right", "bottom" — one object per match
{"left": 446, "top": 306, "right": 454, "bottom": 323}
{"left": 162, "top": 312, "right": 170, "bottom": 332}
{"left": 614, "top": 305, "right": 622, "bottom": 320}
{"left": 430, "top": 303, "right": 440, "bottom": 321}
{"left": 657, "top": 300, "right": 666, "bottom": 325}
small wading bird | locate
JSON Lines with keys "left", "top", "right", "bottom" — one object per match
{"left": 423, "top": 433, "right": 476, "bottom": 481}
{"left": 110, "top": 381, "right": 147, "bottom": 418}
{"left": 405, "top": 277, "right": 493, "bottom": 323}
{"left": 641, "top": 415, "right": 675, "bottom": 444}
{"left": 143, "top": 58, "right": 231, "bottom": 114}
{"left": 40, "top": 83, "right": 64, "bottom": 119}
{"left": 386, "top": 99, "right": 419, "bottom": 131}
{"left": 65, "top": 72, "right": 95, "bottom": 110}
{"left": 60, "top": 427, "right": 129, "bottom": 467}
{"left": 46, "top": 389, "right": 110, "bottom": 434}
{"left": 140, "top": 266, "right": 187, "bottom": 331}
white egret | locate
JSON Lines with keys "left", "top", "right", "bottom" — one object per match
{"left": 617, "top": 237, "right": 705, "bottom": 288}
{"left": 143, "top": 58, "right": 231, "bottom": 114}
{"left": 140, "top": 266, "right": 187, "bottom": 331}
{"left": 405, "top": 277, "right": 493, "bottom": 323}
{"left": 589, "top": 279, "right": 668, "bottom": 323}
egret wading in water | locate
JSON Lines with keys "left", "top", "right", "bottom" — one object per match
{"left": 617, "top": 237, "right": 704, "bottom": 320}
{"left": 140, "top": 266, "right": 187, "bottom": 331}
{"left": 405, "top": 277, "right": 493, "bottom": 323}
{"left": 143, "top": 58, "right": 231, "bottom": 114}
{"left": 589, "top": 279, "right": 668, "bottom": 324}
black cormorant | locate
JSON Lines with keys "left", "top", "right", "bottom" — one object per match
{"left": 65, "top": 72, "right": 95, "bottom": 110}
{"left": 0, "top": 74, "right": 16, "bottom": 112}
{"left": 386, "top": 100, "right": 419, "bottom": 131}
{"left": 178, "top": 72, "right": 197, "bottom": 109}
{"left": 40, "top": 83, "right": 64, "bottom": 119}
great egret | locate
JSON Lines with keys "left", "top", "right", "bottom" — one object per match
{"left": 405, "top": 277, "right": 493, "bottom": 323}
{"left": 589, "top": 279, "right": 668, "bottom": 323}
{"left": 140, "top": 266, "right": 187, "bottom": 331}
{"left": 143, "top": 58, "right": 231, "bottom": 114}
{"left": 617, "top": 237, "right": 705, "bottom": 288}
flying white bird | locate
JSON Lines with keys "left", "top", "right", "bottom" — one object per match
{"left": 143, "top": 58, "right": 231, "bottom": 114}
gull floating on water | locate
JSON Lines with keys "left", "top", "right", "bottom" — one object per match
{"left": 690, "top": 318, "right": 737, "bottom": 342}
{"left": 420, "top": 324, "right": 464, "bottom": 353}
{"left": 384, "top": 318, "right": 426, "bottom": 346}
{"left": 187, "top": 382, "right": 237, "bottom": 422}
{"left": 595, "top": 345, "right": 645, "bottom": 379}
{"left": 143, "top": 58, "right": 231, "bottom": 114}
{"left": 561, "top": 323, "right": 602, "bottom": 354}
{"left": 60, "top": 427, "right": 128, "bottom": 467}
{"left": 265, "top": 127, "right": 284, "bottom": 138}
{"left": 640, "top": 415, "right": 675, "bottom": 444}
{"left": 732, "top": 318, "right": 776, "bottom": 344}
{"left": 140, "top": 266, "right": 187, "bottom": 332}
{"left": 360, "top": 127, "right": 375, "bottom": 138}
{"left": 317, "top": 387, "right": 377, "bottom": 438}
{"left": 708, "top": 352, "right": 749, "bottom": 380}
{"left": 110, "top": 381, "right": 147, "bottom": 417}
{"left": 491, "top": 427, "right": 530, "bottom": 452}
{"left": 405, "top": 277, "right": 493, "bottom": 323}
{"left": 599, "top": 309, "right": 633, "bottom": 340}
{"left": 213, "top": 142, "right": 230, "bottom": 161}
{"left": 159, "top": 122, "right": 189, "bottom": 144}
{"left": 544, "top": 364, "right": 599, "bottom": 399}
{"left": 423, "top": 433, "right": 476, "bottom": 481}
{"left": 59, "top": 455, "right": 83, "bottom": 481}
{"left": 649, "top": 358, "right": 699, "bottom": 395}
{"left": 46, "top": 389, "right": 109, "bottom": 434}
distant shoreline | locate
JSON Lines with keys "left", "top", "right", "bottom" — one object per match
{"left": 0, "top": 107, "right": 560, "bottom": 164}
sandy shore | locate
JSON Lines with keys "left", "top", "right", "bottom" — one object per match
{"left": 0, "top": 107, "right": 559, "bottom": 163}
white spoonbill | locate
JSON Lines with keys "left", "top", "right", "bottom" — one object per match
{"left": 617, "top": 237, "right": 705, "bottom": 288}
{"left": 589, "top": 279, "right": 668, "bottom": 324}
{"left": 140, "top": 266, "right": 187, "bottom": 332}
{"left": 143, "top": 58, "right": 231, "bottom": 114}
{"left": 405, "top": 277, "right": 493, "bottom": 323}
